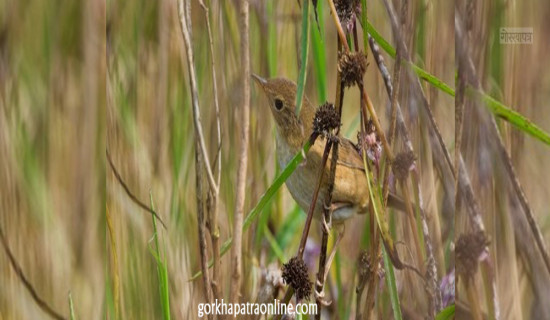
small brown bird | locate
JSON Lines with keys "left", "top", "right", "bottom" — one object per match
{"left": 253, "top": 75, "right": 405, "bottom": 224}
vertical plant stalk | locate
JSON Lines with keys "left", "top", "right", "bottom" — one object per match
{"left": 315, "top": 139, "right": 338, "bottom": 320}
{"left": 297, "top": 133, "right": 323, "bottom": 260}
{"left": 196, "top": 139, "right": 214, "bottom": 312}
{"left": 177, "top": 0, "right": 219, "bottom": 197}
{"left": 229, "top": 0, "right": 250, "bottom": 304}
{"left": 177, "top": 0, "right": 217, "bottom": 310}
{"left": 465, "top": 279, "right": 483, "bottom": 320}
{"left": 382, "top": 50, "right": 401, "bottom": 206}
{"left": 412, "top": 169, "right": 441, "bottom": 312}
{"left": 198, "top": 0, "right": 223, "bottom": 302}
{"left": 399, "top": 179, "right": 424, "bottom": 273}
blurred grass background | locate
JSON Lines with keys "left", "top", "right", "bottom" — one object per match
{"left": 456, "top": 1, "right": 550, "bottom": 319}
{"left": 0, "top": 0, "right": 104, "bottom": 319}
{"left": 1, "top": 0, "right": 549, "bottom": 319}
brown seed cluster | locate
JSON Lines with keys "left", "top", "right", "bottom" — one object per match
{"left": 456, "top": 231, "right": 490, "bottom": 281}
{"left": 282, "top": 256, "right": 312, "bottom": 301}
{"left": 335, "top": 0, "right": 361, "bottom": 31}
{"left": 392, "top": 150, "right": 416, "bottom": 181}
{"left": 338, "top": 51, "right": 368, "bottom": 88}
{"left": 313, "top": 102, "right": 340, "bottom": 138}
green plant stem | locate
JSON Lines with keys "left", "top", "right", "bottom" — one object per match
{"left": 295, "top": 0, "right": 310, "bottom": 116}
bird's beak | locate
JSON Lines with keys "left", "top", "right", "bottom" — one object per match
{"left": 251, "top": 73, "right": 267, "bottom": 89}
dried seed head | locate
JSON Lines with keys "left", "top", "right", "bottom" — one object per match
{"left": 357, "top": 250, "right": 373, "bottom": 284}
{"left": 282, "top": 256, "right": 312, "bottom": 301}
{"left": 392, "top": 150, "right": 416, "bottom": 181}
{"left": 338, "top": 51, "right": 368, "bottom": 87}
{"left": 335, "top": 0, "right": 361, "bottom": 31}
{"left": 455, "top": 231, "right": 490, "bottom": 281}
{"left": 313, "top": 102, "right": 340, "bottom": 138}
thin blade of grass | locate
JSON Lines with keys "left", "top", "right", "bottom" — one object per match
{"left": 476, "top": 88, "right": 550, "bottom": 146}
{"left": 383, "top": 246, "right": 403, "bottom": 320}
{"left": 149, "top": 194, "right": 170, "bottom": 320}
{"left": 295, "top": 0, "right": 310, "bottom": 115}
{"left": 310, "top": 1, "right": 326, "bottom": 102}
{"left": 189, "top": 140, "right": 313, "bottom": 280}
{"left": 68, "top": 292, "right": 76, "bottom": 320}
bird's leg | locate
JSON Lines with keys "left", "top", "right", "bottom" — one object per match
{"left": 314, "top": 282, "right": 332, "bottom": 306}
{"left": 322, "top": 203, "right": 333, "bottom": 234}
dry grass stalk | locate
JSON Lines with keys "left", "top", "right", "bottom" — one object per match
{"left": 177, "top": 0, "right": 216, "bottom": 311}
{"left": 198, "top": 0, "right": 223, "bottom": 302}
{"left": 229, "top": 0, "right": 251, "bottom": 304}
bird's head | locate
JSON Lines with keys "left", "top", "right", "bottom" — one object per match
{"left": 252, "top": 74, "right": 314, "bottom": 148}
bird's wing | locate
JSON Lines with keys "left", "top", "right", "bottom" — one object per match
{"left": 308, "top": 136, "right": 370, "bottom": 211}
{"left": 307, "top": 135, "right": 410, "bottom": 215}
{"left": 335, "top": 137, "right": 367, "bottom": 171}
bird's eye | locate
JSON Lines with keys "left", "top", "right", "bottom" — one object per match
{"left": 274, "top": 98, "right": 283, "bottom": 111}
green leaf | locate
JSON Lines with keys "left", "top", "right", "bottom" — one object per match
{"left": 383, "top": 246, "right": 402, "bottom": 320}
{"left": 475, "top": 88, "right": 550, "bottom": 146}
{"left": 435, "top": 304, "right": 455, "bottom": 320}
